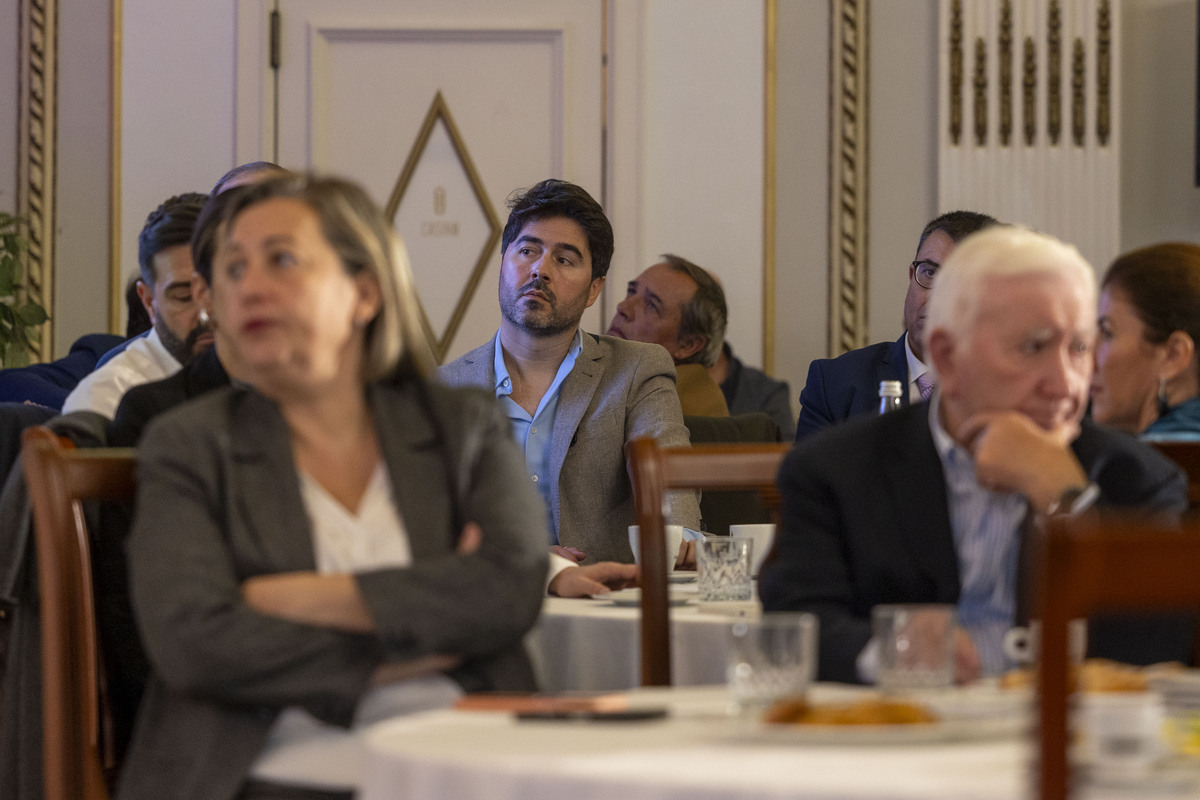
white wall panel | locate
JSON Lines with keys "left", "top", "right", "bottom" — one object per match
{"left": 120, "top": 0, "right": 239, "bottom": 296}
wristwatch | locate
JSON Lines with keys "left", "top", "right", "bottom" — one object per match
{"left": 1045, "top": 483, "right": 1101, "bottom": 517}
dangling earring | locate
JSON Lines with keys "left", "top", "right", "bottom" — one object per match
{"left": 1158, "top": 376, "right": 1171, "bottom": 418}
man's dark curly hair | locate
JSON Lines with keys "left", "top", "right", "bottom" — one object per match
{"left": 500, "top": 179, "right": 613, "bottom": 281}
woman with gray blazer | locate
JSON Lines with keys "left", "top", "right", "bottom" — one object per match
{"left": 116, "top": 175, "right": 547, "bottom": 800}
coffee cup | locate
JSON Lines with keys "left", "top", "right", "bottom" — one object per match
{"left": 628, "top": 524, "right": 685, "bottom": 567}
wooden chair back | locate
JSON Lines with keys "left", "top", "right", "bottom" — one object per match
{"left": 1036, "top": 514, "right": 1200, "bottom": 800}
{"left": 1148, "top": 441, "right": 1200, "bottom": 508}
{"left": 684, "top": 413, "right": 783, "bottom": 535}
{"left": 21, "top": 427, "right": 137, "bottom": 800}
{"left": 626, "top": 437, "right": 791, "bottom": 686}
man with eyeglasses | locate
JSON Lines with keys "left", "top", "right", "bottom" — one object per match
{"left": 794, "top": 210, "right": 998, "bottom": 440}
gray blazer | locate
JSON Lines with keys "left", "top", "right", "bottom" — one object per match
{"left": 439, "top": 332, "right": 701, "bottom": 563}
{"left": 116, "top": 380, "right": 547, "bottom": 800}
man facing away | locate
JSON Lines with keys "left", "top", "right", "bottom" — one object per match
{"left": 794, "top": 210, "right": 997, "bottom": 440}
{"left": 63, "top": 193, "right": 214, "bottom": 418}
{"left": 440, "top": 179, "right": 701, "bottom": 594}
{"left": 760, "top": 226, "right": 1189, "bottom": 684}
{"left": 605, "top": 255, "right": 729, "bottom": 417}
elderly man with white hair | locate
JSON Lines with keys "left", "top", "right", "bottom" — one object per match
{"left": 760, "top": 226, "right": 1190, "bottom": 685}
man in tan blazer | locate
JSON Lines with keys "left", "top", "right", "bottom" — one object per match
{"left": 440, "top": 179, "right": 700, "bottom": 588}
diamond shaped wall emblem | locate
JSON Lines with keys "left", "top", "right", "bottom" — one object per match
{"left": 385, "top": 92, "right": 500, "bottom": 363}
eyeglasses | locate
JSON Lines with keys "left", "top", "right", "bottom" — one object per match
{"left": 911, "top": 260, "right": 939, "bottom": 290}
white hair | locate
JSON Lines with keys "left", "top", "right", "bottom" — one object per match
{"left": 923, "top": 225, "right": 1097, "bottom": 356}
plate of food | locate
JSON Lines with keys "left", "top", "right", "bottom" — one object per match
{"left": 667, "top": 570, "right": 697, "bottom": 584}
{"left": 999, "top": 658, "right": 1185, "bottom": 693}
{"left": 735, "top": 691, "right": 1027, "bottom": 745}
{"left": 604, "top": 588, "right": 693, "bottom": 607}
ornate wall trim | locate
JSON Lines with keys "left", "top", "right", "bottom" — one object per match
{"left": 762, "top": 0, "right": 777, "bottom": 372}
{"left": 109, "top": 0, "right": 122, "bottom": 332}
{"left": 938, "top": 0, "right": 1121, "bottom": 276}
{"left": 16, "top": 0, "right": 58, "bottom": 360}
{"left": 827, "top": 0, "right": 869, "bottom": 356}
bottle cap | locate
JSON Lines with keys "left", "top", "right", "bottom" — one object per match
{"left": 879, "top": 380, "right": 903, "bottom": 398}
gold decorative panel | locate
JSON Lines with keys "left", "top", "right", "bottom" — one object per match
{"left": 943, "top": 0, "right": 1113, "bottom": 150}
{"left": 385, "top": 92, "right": 500, "bottom": 364}
{"left": 16, "top": 0, "right": 58, "bottom": 361}
{"left": 938, "top": 0, "right": 1122, "bottom": 284}
{"left": 1047, "top": 1, "right": 1061, "bottom": 144}
{"left": 827, "top": 0, "right": 869, "bottom": 356}
{"left": 949, "top": 0, "right": 963, "bottom": 145}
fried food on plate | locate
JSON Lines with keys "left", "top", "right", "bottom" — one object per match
{"left": 764, "top": 696, "right": 937, "bottom": 725}
{"left": 998, "top": 658, "right": 1185, "bottom": 693}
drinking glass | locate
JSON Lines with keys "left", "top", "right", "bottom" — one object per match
{"left": 727, "top": 612, "right": 818, "bottom": 711}
{"left": 872, "top": 604, "right": 956, "bottom": 691}
{"left": 697, "top": 537, "right": 753, "bottom": 601}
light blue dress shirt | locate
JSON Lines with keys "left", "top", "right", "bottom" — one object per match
{"left": 492, "top": 330, "right": 583, "bottom": 545}
{"left": 927, "top": 394, "right": 1028, "bottom": 676}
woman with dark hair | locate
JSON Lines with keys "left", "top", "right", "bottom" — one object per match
{"left": 1091, "top": 242, "right": 1200, "bottom": 439}
{"left": 117, "top": 174, "right": 547, "bottom": 800}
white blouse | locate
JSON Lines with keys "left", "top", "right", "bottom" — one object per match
{"left": 250, "top": 460, "right": 461, "bottom": 790}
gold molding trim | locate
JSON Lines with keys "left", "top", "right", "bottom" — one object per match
{"left": 949, "top": 0, "right": 963, "bottom": 146}
{"left": 973, "top": 38, "right": 987, "bottom": 146}
{"left": 762, "top": 0, "right": 776, "bottom": 373}
{"left": 1071, "top": 38, "right": 1085, "bottom": 146}
{"left": 1048, "top": 0, "right": 1061, "bottom": 145}
{"left": 384, "top": 92, "right": 500, "bottom": 364}
{"left": 109, "top": 0, "right": 122, "bottom": 332}
{"left": 1097, "top": 0, "right": 1111, "bottom": 146}
{"left": 1023, "top": 35, "right": 1036, "bottom": 146}
{"left": 827, "top": 0, "right": 869, "bottom": 356}
{"left": 16, "top": 0, "right": 58, "bottom": 360}
{"left": 999, "top": 1, "right": 1012, "bottom": 146}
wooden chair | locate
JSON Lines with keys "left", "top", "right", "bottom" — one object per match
{"left": 22, "top": 427, "right": 137, "bottom": 800}
{"left": 684, "top": 413, "right": 782, "bottom": 535}
{"left": 1035, "top": 513, "right": 1200, "bottom": 800}
{"left": 626, "top": 437, "right": 791, "bottom": 686}
{"left": 1148, "top": 441, "right": 1200, "bottom": 508}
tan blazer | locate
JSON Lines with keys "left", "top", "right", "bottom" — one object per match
{"left": 675, "top": 363, "right": 730, "bottom": 417}
{"left": 439, "top": 332, "right": 701, "bottom": 563}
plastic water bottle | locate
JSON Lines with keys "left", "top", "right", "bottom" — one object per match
{"left": 878, "top": 380, "right": 903, "bottom": 415}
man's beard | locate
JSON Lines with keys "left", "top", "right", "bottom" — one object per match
{"left": 499, "top": 277, "right": 586, "bottom": 338}
{"left": 157, "top": 318, "right": 212, "bottom": 365}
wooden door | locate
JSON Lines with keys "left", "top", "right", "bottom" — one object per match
{"left": 241, "top": 0, "right": 605, "bottom": 362}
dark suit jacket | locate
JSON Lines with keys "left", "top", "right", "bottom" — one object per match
{"left": 116, "top": 380, "right": 547, "bottom": 800}
{"left": 794, "top": 334, "right": 909, "bottom": 441}
{"left": 0, "top": 333, "right": 124, "bottom": 410}
{"left": 759, "top": 403, "right": 1189, "bottom": 683}
{"left": 108, "top": 346, "right": 230, "bottom": 447}
{"left": 720, "top": 345, "right": 795, "bottom": 440}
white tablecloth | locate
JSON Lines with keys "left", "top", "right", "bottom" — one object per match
{"left": 527, "top": 586, "right": 757, "bottom": 691}
{"left": 357, "top": 686, "right": 1200, "bottom": 800}
{"left": 357, "top": 685, "right": 1031, "bottom": 800}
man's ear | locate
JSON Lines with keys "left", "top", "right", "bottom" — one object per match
{"left": 671, "top": 334, "right": 706, "bottom": 363}
{"left": 584, "top": 276, "right": 605, "bottom": 308}
{"left": 135, "top": 280, "right": 157, "bottom": 324}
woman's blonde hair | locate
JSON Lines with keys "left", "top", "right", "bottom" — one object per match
{"left": 193, "top": 173, "right": 435, "bottom": 381}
